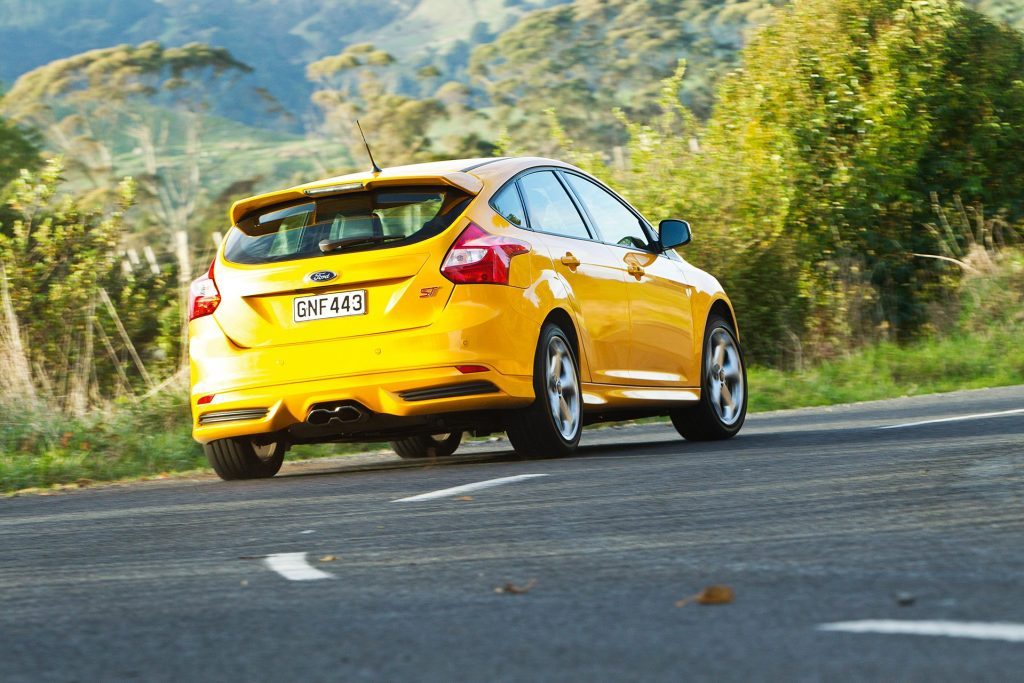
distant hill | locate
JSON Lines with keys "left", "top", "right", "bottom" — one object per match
{"left": 2, "top": 0, "right": 1019, "bottom": 130}
{"left": 968, "top": 0, "right": 1024, "bottom": 29}
{"left": 0, "top": 0, "right": 568, "bottom": 120}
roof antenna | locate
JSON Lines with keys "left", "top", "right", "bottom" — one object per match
{"left": 356, "top": 119, "right": 383, "bottom": 174}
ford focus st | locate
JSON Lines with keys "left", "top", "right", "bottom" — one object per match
{"left": 189, "top": 157, "right": 747, "bottom": 480}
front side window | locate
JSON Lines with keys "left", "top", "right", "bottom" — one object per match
{"left": 518, "top": 171, "right": 591, "bottom": 240}
{"left": 564, "top": 173, "right": 652, "bottom": 250}
{"left": 224, "top": 187, "right": 470, "bottom": 264}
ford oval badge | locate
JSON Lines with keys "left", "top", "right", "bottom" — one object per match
{"left": 308, "top": 270, "right": 337, "bottom": 283}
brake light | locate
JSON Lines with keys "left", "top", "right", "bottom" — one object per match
{"left": 188, "top": 262, "right": 221, "bottom": 321}
{"left": 441, "top": 223, "right": 530, "bottom": 285}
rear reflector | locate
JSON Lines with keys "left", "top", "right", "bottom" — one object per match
{"left": 197, "top": 394, "right": 216, "bottom": 405}
{"left": 456, "top": 365, "right": 489, "bottom": 374}
{"left": 441, "top": 223, "right": 529, "bottom": 285}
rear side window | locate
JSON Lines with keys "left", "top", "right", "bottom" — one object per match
{"left": 563, "top": 173, "right": 652, "bottom": 250}
{"left": 491, "top": 184, "right": 527, "bottom": 227}
{"left": 518, "top": 171, "right": 591, "bottom": 240}
{"left": 224, "top": 187, "right": 471, "bottom": 264}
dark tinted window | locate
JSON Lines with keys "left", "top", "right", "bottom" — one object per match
{"left": 491, "top": 184, "right": 527, "bottom": 227}
{"left": 564, "top": 174, "right": 651, "bottom": 250}
{"left": 518, "top": 171, "right": 590, "bottom": 240}
{"left": 224, "top": 187, "right": 470, "bottom": 264}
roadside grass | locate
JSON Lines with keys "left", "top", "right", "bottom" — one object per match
{"left": 0, "top": 391, "right": 202, "bottom": 494}
{"left": 749, "top": 324, "right": 1024, "bottom": 412}
{"left": 3, "top": 323, "right": 1022, "bottom": 494}
{"left": 0, "top": 391, "right": 384, "bottom": 494}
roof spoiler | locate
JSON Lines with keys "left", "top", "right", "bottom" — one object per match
{"left": 228, "top": 172, "right": 484, "bottom": 231}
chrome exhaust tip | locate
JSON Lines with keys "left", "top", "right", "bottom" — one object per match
{"left": 307, "top": 404, "right": 365, "bottom": 426}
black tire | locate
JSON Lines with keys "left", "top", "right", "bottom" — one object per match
{"left": 505, "top": 323, "right": 583, "bottom": 458}
{"left": 670, "top": 314, "right": 748, "bottom": 441}
{"left": 204, "top": 437, "right": 285, "bottom": 480}
{"left": 389, "top": 432, "right": 463, "bottom": 459}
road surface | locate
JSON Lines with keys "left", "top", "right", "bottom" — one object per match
{"left": 2, "top": 386, "right": 1023, "bottom": 681}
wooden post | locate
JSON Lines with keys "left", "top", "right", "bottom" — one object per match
{"left": 175, "top": 230, "right": 192, "bottom": 371}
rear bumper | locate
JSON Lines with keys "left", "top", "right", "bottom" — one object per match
{"left": 190, "top": 365, "right": 533, "bottom": 444}
{"left": 189, "top": 288, "right": 539, "bottom": 444}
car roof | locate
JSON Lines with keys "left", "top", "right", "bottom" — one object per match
{"left": 228, "top": 156, "right": 580, "bottom": 226}
{"left": 293, "top": 156, "right": 575, "bottom": 188}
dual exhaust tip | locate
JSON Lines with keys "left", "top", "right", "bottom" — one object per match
{"left": 306, "top": 404, "right": 365, "bottom": 426}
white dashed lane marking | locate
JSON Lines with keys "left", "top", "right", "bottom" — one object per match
{"left": 392, "top": 474, "right": 550, "bottom": 502}
{"left": 819, "top": 620, "right": 1024, "bottom": 643}
{"left": 264, "top": 552, "right": 336, "bottom": 581}
{"left": 878, "top": 408, "right": 1024, "bottom": 430}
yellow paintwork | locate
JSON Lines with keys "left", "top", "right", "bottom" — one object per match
{"left": 190, "top": 156, "right": 737, "bottom": 444}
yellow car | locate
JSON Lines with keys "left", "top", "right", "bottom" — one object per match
{"left": 189, "top": 157, "right": 747, "bottom": 480}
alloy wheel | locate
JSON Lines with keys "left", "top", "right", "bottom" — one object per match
{"left": 545, "top": 336, "right": 580, "bottom": 440}
{"left": 707, "top": 327, "right": 745, "bottom": 426}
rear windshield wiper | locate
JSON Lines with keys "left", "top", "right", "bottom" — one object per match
{"left": 318, "top": 235, "right": 406, "bottom": 254}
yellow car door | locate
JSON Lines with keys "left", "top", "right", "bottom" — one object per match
{"left": 510, "top": 170, "right": 632, "bottom": 384}
{"left": 560, "top": 172, "right": 697, "bottom": 386}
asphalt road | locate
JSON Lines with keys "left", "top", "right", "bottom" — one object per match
{"left": 2, "top": 386, "right": 1023, "bottom": 682}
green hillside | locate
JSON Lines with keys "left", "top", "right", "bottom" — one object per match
{"left": 0, "top": 0, "right": 566, "bottom": 119}
{"left": 4, "top": 0, "right": 1019, "bottom": 137}
{"left": 968, "top": 0, "right": 1024, "bottom": 28}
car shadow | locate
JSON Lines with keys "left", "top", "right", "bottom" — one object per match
{"left": 273, "top": 414, "right": 1024, "bottom": 481}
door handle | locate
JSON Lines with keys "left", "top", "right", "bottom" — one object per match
{"left": 627, "top": 263, "right": 645, "bottom": 279}
{"left": 560, "top": 252, "right": 581, "bottom": 270}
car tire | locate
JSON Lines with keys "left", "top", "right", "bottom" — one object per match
{"left": 506, "top": 323, "right": 583, "bottom": 458}
{"left": 670, "top": 314, "right": 747, "bottom": 441}
{"left": 390, "top": 432, "right": 463, "bottom": 459}
{"left": 204, "top": 437, "right": 285, "bottom": 480}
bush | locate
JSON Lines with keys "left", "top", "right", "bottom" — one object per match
{"left": 0, "top": 388, "right": 203, "bottom": 492}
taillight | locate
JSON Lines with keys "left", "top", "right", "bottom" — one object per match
{"left": 188, "top": 261, "right": 220, "bottom": 321}
{"left": 441, "top": 223, "right": 530, "bottom": 285}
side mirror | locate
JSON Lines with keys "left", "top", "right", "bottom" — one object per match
{"left": 659, "top": 219, "right": 691, "bottom": 250}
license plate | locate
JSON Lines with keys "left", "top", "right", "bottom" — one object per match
{"left": 293, "top": 290, "right": 367, "bottom": 322}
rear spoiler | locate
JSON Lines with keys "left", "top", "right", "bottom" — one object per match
{"left": 228, "top": 172, "right": 484, "bottom": 231}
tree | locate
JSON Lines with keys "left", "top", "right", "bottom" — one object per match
{"left": 0, "top": 114, "right": 40, "bottom": 189}
{"left": 552, "top": 0, "right": 1024, "bottom": 364}
{"left": 1, "top": 42, "right": 252, "bottom": 225}
{"left": 0, "top": 110, "right": 42, "bottom": 229}
{"left": 0, "top": 160, "right": 178, "bottom": 413}
{"left": 308, "top": 45, "right": 451, "bottom": 168}
{"left": 1, "top": 42, "right": 256, "bottom": 364}
{"left": 469, "top": 0, "right": 781, "bottom": 153}
{"left": 687, "top": 0, "right": 1024, "bottom": 359}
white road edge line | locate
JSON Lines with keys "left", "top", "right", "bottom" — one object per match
{"left": 393, "top": 474, "right": 550, "bottom": 502}
{"left": 819, "top": 620, "right": 1024, "bottom": 643}
{"left": 264, "top": 552, "right": 336, "bottom": 581}
{"left": 879, "top": 408, "right": 1024, "bottom": 430}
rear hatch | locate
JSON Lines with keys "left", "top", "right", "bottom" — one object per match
{"left": 214, "top": 183, "right": 472, "bottom": 349}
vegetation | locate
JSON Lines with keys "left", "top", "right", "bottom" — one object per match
{"left": 470, "top": 0, "right": 783, "bottom": 150}
{"left": 546, "top": 0, "right": 1024, "bottom": 364}
{"left": 752, "top": 246, "right": 1024, "bottom": 409}
{"left": 0, "top": 0, "right": 562, "bottom": 121}
{"left": 1, "top": 0, "right": 1023, "bottom": 492}
{"left": 0, "top": 113, "right": 39, "bottom": 187}
{"left": 0, "top": 389, "right": 388, "bottom": 493}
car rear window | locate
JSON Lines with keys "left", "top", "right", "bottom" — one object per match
{"left": 224, "top": 186, "right": 471, "bottom": 265}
